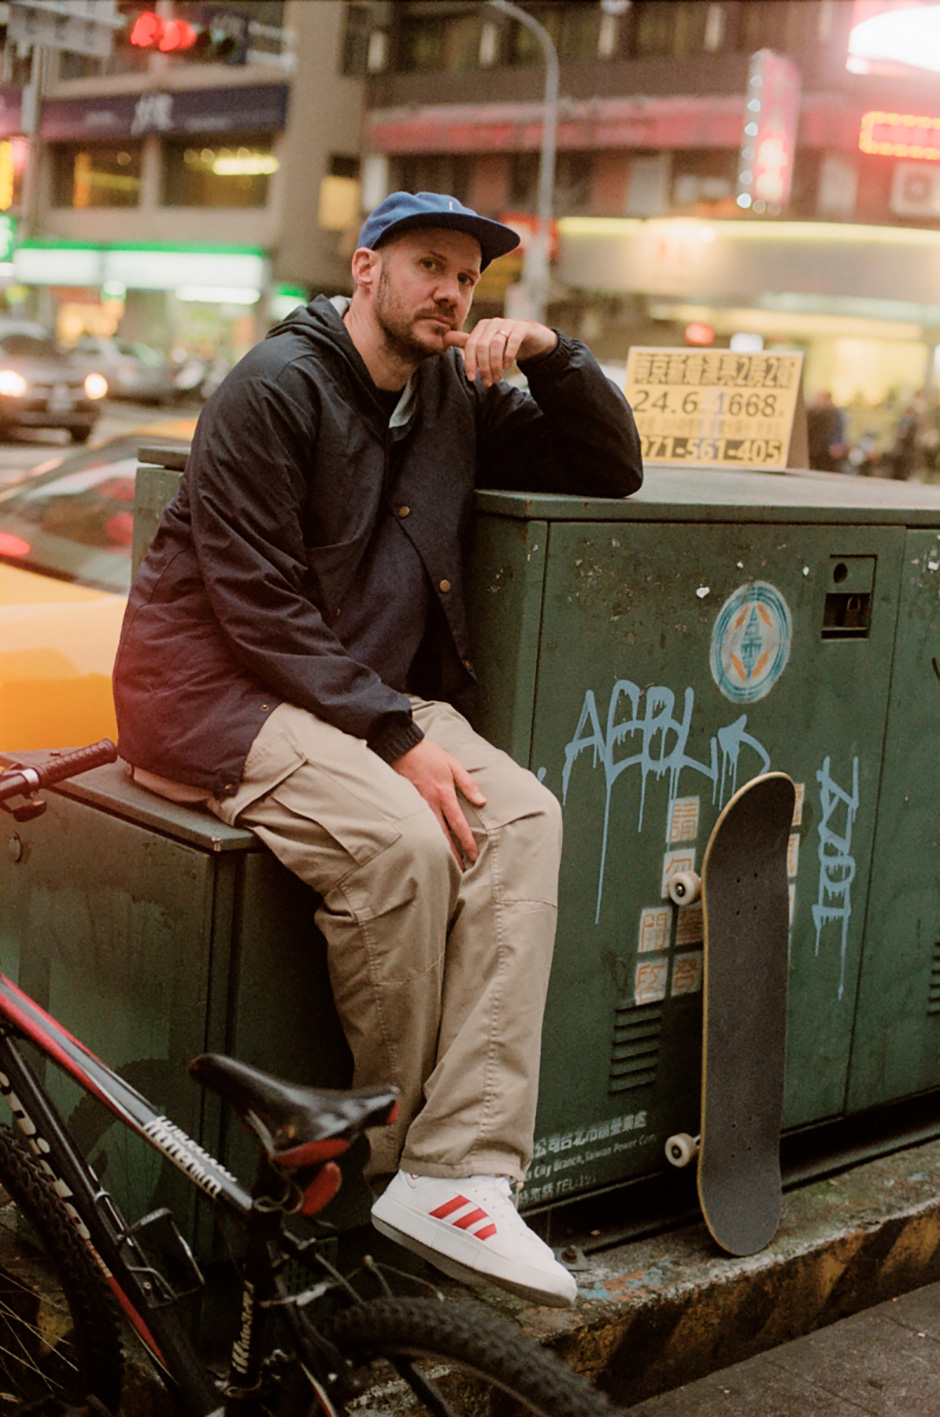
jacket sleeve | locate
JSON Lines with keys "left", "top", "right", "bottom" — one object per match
{"left": 186, "top": 359, "right": 422, "bottom": 760}
{"left": 474, "top": 332, "right": 643, "bottom": 498}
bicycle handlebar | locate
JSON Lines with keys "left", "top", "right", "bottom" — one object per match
{"left": 0, "top": 739, "right": 118, "bottom": 803}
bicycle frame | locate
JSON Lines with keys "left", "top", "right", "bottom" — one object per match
{"left": 0, "top": 970, "right": 319, "bottom": 1417}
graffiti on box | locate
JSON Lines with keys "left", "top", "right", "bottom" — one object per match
{"left": 812, "top": 754, "right": 860, "bottom": 1002}
{"left": 556, "top": 675, "right": 862, "bottom": 1004}
{"left": 560, "top": 678, "right": 771, "bottom": 918}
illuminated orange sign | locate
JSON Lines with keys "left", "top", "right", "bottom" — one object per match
{"left": 859, "top": 109, "right": 940, "bottom": 159}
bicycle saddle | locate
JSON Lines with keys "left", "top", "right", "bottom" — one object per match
{"left": 189, "top": 1053, "right": 399, "bottom": 1167}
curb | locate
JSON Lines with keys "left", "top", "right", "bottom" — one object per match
{"left": 477, "top": 1134, "right": 940, "bottom": 1408}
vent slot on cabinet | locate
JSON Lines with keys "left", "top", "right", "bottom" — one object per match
{"left": 928, "top": 941, "right": 940, "bottom": 1014}
{"left": 609, "top": 1003, "right": 663, "bottom": 1094}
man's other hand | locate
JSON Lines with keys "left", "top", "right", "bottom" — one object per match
{"left": 446, "top": 319, "right": 557, "bottom": 387}
{"left": 391, "top": 739, "right": 486, "bottom": 866}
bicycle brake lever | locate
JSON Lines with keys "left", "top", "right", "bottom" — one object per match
{"left": 6, "top": 798, "right": 46, "bottom": 821}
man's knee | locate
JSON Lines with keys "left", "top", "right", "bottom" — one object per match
{"left": 346, "top": 804, "right": 460, "bottom": 922}
{"left": 484, "top": 771, "right": 563, "bottom": 906}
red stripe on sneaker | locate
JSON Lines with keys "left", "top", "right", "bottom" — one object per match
{"left": 429, "top": 1195, "right": 470, "bottom": 1220}
{"left": 474, "top": 1222, "right": 498, "bottom": 1240}
{"left": 453, "top": 1207, "right": 489, "bottom": 1231}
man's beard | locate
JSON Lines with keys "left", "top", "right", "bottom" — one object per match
{"left": 374, "top": 266, "right": 452, "bottom": 364}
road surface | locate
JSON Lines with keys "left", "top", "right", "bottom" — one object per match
{"left": 0, "top": 399, "right": 200, "bottom": 489}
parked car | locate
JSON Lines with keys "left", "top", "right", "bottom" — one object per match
{"left": 171, "top": 350, "right": 232, "bottom": 401}
{"left": 70, "top": 336, "right": 178, "bottom": 405}
{"left": 0, "top": 426, "right": 194, "bottom": 750}
{"left": 0, "top": 323, "right": 108, "bottom": 443}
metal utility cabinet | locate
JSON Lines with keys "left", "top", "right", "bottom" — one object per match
{"left": 464, "top": 468, "right": 940, "bottom": 1211}
{"left": 2, "top": 455, "right": 940, "bottom": 1238}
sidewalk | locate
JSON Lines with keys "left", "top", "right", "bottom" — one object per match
{"left": 627, "top": 1281, "right": 940, "bottom": 1414}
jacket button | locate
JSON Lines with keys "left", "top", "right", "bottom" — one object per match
{"left": 439, "top": 579, "right": 451, "bottom": 593}
{"left": 397, "top": 505, "right": 410, "bottom": 518}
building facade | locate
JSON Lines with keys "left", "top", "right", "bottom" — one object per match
{"left": 0, "top": 0, "right": 364, "bottom": 363}
{"left": 355, "top": 0, "right": 940, "bottom": 412}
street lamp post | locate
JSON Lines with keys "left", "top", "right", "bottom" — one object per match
{"left": 485, "top": 0, "right": 558, "bottom": 323}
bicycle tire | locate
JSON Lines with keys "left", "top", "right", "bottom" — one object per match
{"left": 0, "top": 1123, "right": 124, "bottom": 1414}
{"left": 324, "top": 1295, "right": 623, "bottom": 1417}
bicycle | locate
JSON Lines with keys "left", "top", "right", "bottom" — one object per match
{"left": 0, "top": 741, "right": 622, "bottom": 1417}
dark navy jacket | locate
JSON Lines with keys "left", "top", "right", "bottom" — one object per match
{"left": 113, "top": 296, "right": 643, "bottom": 796}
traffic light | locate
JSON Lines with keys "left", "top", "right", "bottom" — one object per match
{"left": 125, "top": 9, "right": 247, "bottom": 63}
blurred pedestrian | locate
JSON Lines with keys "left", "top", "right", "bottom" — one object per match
{"left": 889, "top": 403, "right": 919, "bottom": 480}
{"left": 916, "top": 392, "right": 940, "bottom": 479}
{"left": 806, "top": 390, "right": 848, "bottom": 472}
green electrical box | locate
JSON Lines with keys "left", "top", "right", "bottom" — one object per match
{"left": 464, "top": 468, "right": 940, "bottom": 1210}
{"left": 3, "top": 454, "right": 940, "bottom": 1240}
{"left": 0, "top": 762, "right": 359, "bottom": 1251}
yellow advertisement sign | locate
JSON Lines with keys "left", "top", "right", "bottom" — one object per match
{"left": 623, "top": 347, "right": 803, "bottom": 470}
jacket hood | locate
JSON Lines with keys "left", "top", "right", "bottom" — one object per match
{"left": 265, "top": 293, "right": 349, "bottom": 346}
{"left": 266, "top": 294, "right": 422, "bottom": 429}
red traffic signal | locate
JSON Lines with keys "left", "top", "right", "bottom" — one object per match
{"left": 128, "top": 12, "right": 198, "bottom": 52}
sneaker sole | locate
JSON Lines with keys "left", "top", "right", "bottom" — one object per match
{"left": 371, "top": 1213, "right": 576, "bottom": 1308}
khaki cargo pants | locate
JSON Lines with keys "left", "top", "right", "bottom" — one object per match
{"left": 209, "top": 699, "right": 562, "bottom": 1187}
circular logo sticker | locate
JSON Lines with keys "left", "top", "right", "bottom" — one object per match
{"left": 710, "top": 581, "right": 791, "bottom": 703}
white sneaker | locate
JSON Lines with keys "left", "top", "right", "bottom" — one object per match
{"left": 371, "top": 1171, "right": 577, "bottom": 1308}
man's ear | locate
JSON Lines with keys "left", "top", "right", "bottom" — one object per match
{"left": 351, "top": 247, "right": 380, "bottom": 291}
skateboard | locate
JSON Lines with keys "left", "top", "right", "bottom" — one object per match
{"left": 664, "top": 772, "right": 796, "bottom": 1256}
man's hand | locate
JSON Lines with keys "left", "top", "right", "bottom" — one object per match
{"left": 446, "top": 319, "right": 557, "bottom": 388}
{"left": 391, "top": 739, "right": 486, "bottom": 866}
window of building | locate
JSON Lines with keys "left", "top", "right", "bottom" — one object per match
{"left": 163, "top": 137, "right": 278, "bottom": 207}
{"left": 507, "top": 5, "right": 598, "bottom": 65}
{"left": 670, "top": 151, "right": 737, "bottom": 212}
{"left": 509, "top": 151, "right": 539, "bottom": 209}
{"left": 737, "top": 0, "right": 800, "bottom": 54}
{"left": 51, "top": 143, "right": 142, "bottom": 208}
{"left": 557, "top": 3, "right": 601, "bottom": 63}
{"left": 630, "top": 1, "right": 712, "bottom": 58}
{"left": 342, "top": 2, "right": 374, "bottom": 75}
{"left": 395, "top": 153, "right": 471, "bottom": 204}
{"left": 555, "top": 151, "right": 595, "bottom": 215}
{"left": 398, "top": 10, "right": 482, "bottom": 72}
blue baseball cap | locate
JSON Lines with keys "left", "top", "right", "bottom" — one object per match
{"left": 357, "top": 191, "right": 520, "bottom": 271}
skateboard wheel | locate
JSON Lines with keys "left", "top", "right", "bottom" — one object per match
{"left": 667, "top": 870, "right": 702, "bottom": 906}
{"left": 665, "top": 1132, "right": 700, "bottom": 1168}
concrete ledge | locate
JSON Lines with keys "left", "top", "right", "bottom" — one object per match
{"left": 470, "top": 1135, "right": 940, "bottom": 1409}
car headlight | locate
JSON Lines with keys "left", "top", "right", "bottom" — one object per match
{"left": 0, "top": 369, "right": 28, "bottom": 397}
{"left": 84, "top": 372, "right": 108, "bottom": 400}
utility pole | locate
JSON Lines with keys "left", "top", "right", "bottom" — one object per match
{"left": 485, "top": 0, "right": 558, "bottom": 323}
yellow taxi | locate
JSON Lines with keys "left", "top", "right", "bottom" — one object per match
{"left": 0, "top": 423, "right": 193, "bottom": 750}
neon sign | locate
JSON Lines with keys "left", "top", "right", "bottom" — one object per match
{"left": 859, "top": 110, "right": 940, "bottom": 160}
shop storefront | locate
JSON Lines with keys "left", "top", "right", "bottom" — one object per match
{"left": 557, "top": 215, "right": 940, "bottom": 418}
{"left": 10, "top": 239, "right": 272, "bottom": 364}
{"left": 8, "top": 81, "right": 293, "bottom": 359}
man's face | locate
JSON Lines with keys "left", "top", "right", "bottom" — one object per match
{"left": 372, "top": 227, "right": 481, "bottom": 363}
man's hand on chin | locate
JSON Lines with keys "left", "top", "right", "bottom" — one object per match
{"left": 446, "top": 319, "right": 557, "bottom": 386}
